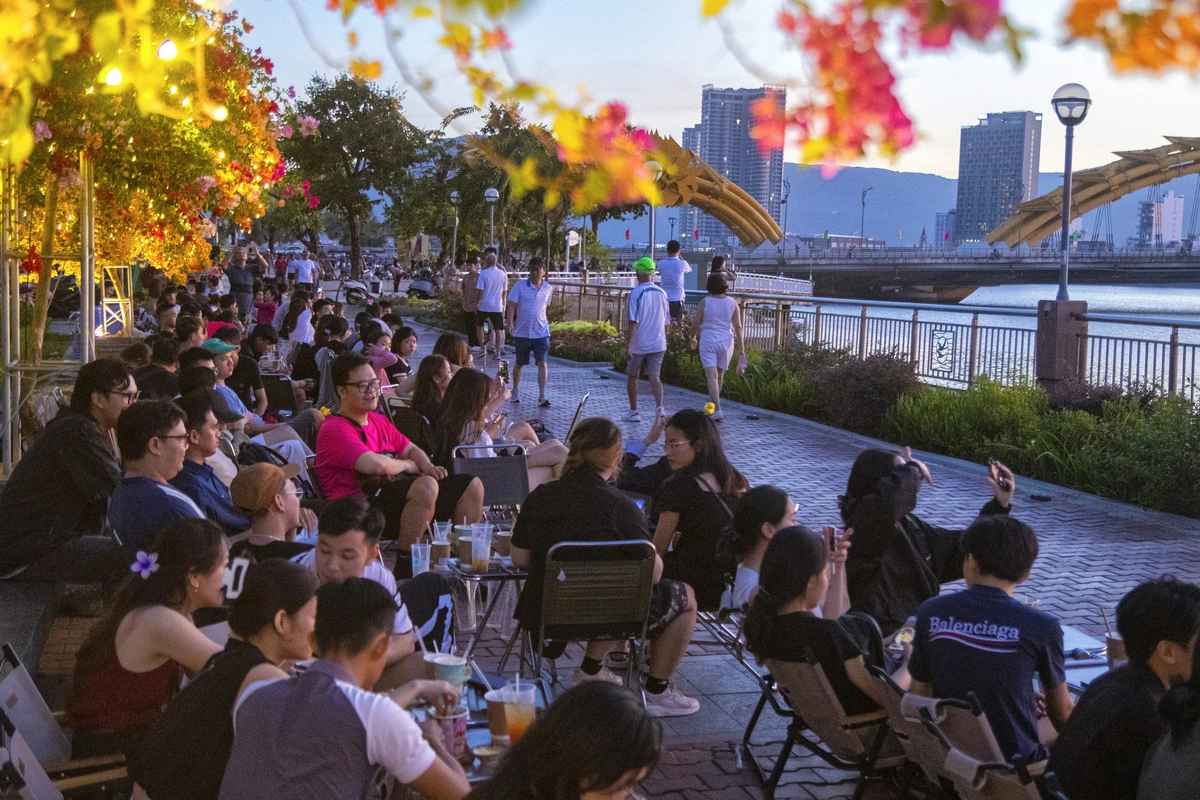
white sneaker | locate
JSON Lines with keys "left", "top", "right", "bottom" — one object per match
{"left": 644, "top": 685, "right": 701, "bottom": 717}
{"left": 573, "top": 666, "right": 623, "bottom": 685}
{"left": 710, "top": 408, "right": 724, "bottom": 421}
{"left": 623, "top": 409, "right": 641, "bottom": 421}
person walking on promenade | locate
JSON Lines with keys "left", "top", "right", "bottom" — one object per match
{"left": 692, "top": 272, "right": 744, "bottom": 421}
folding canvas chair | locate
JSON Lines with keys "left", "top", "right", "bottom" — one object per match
{"left": 865, "top": 665, "right": 970, "bottom": 790}
{"left": 452, "top": 444, "right": 530, "bottom": 529}
{"left": 262, "top": 374, "right": 298, "bottom": 417}
{"left": 532, "top": 541, "right": 656, "bottom": 703}
{"left": 918, "top": 692, "right": 1046, "bottom": 800}
{"left": 0, "top": 645, "right": 128, "bottom": 798}
{"left": 762, "top": 658, "right": 904, "bottom": 800}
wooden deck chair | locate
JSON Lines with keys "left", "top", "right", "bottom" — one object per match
{"left": 762, "top": 658, "right": 904, "bottom": 800}
{"left": 0, "top": 645, "right": 128, "bottom": 798}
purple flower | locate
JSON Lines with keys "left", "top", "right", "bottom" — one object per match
{"left": 131, "top": 551, "right": 159, "bottom": 579}
{"left": 33, "top": 121, "right": 51, "bottom": 143}
{"left": 297, "top": 115, "right": 320, "bottom": 136}
{"left": 287, "top": 85, "right": 296, "bottom": 99}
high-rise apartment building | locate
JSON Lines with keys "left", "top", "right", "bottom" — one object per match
{"left": 953, "top": 111, "right": 1042, "bottom": 245}
{"left": 934, "top": 210, "right": 957, "bottom": 247}
{"left": 680, "top": 124, "right": 702, "bottom": 244}
{"left": 691, "top": 85, "right": 785, "bottom": 247}
{"left": 1135, "top": 191, "right": 1185, "bottom": 246}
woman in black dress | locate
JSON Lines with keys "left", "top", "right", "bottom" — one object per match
{"left": 651, "top": 409, "right": 748, "bottom": 610}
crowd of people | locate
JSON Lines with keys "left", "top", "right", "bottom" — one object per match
{"left": 2, "top": 244, "right": 1199, "bottom": 800}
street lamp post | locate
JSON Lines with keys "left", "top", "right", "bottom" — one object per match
{"left": 668, "top": 216, "right": 677, "bottom": 242}
{"left": 781, "top": 178, "right": 791, "bottom": 243}
{"left": 449, "top": 190, "right": 460, "bottom": 265}
{"left": 484, "top": 187, "right": 499, "bottom": 250}
{"left": 646, "top": 160, "right": 663, "bottom": 257}
{"left": 860, "top": 187, "right": 873, "bottom": 247}
{"left": 1051, "top": 83, "right": 1091, "bottom": 301}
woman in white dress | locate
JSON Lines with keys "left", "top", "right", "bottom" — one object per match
{"left": 692, "top": 271, "right": 745, "bottom": 421}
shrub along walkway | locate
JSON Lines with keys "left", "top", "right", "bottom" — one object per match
{"left": 436, "top": 321, "right": 1200, "bottom": 799}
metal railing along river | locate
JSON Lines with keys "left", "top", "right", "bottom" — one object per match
{"left": 539, "top": 280, "right": 1200, "bottom": 402}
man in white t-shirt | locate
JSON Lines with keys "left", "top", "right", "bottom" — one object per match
{"left": 292, "top": 497, "right": 455, "bottom": 689}
{"left": 474, "top": 251, "right": 508, "bottom": 355}
{"left": 655, "top": 239, "right": 692, "bottom": 323}
{"left": 624, "top": 257, "right": 670, "bottom": 421}
{"left": 505, "top": 257, "right": 554, "bottom": 407}
{"left": 295, "top": 251, "right": 318, "bottom": 292}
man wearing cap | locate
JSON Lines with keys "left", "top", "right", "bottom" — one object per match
{"left": 504, "top": 257, "right": 553, "bottom": 407}
{"left": 205, "top": 337, "right": 323, "bottom": 449}
{"left": 170, "top": 390, "right": 250, "bottom": 537}
{"left": 624, "top": 258, "right": 670, "bottom": 422}
{"left": 228, "top": 463, "right": 319, "bottom": 561}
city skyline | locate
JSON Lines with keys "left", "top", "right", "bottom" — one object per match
{"left": 232, "top": 0, "right": 1200, "bottom": 182}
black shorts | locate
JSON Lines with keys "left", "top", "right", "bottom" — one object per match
{"left": 668, "top": 301, "right": 684, "bottom": 321}
{"left": 369, "top": 473, "right": 476, "bottom": 538}
{"left": 480, "top": 311, "right": 506, "bottom": 331}
{"left": 647, "top": 579, "right": 690, "bottom": 637}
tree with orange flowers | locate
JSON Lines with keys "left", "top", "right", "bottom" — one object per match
{"left": 14, "top": 3, "right": 283, "bottom": 362}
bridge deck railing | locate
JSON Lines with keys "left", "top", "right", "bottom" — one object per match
{"left": 537, "top": 282, "right": 1200, "bottom": 402}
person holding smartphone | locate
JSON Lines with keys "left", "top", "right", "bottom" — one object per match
{"left": 839, "top": 447, "right": 1016, "bottom": 637}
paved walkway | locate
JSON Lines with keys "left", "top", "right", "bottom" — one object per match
{"left": 407, "top": 320, "right": 1200, "bottom": 799}
{"left": 34, "top": 315, "right": 1200, "bottom": 800}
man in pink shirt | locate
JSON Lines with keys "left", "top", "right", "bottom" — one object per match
{"left": 316, "top": 352, "right": 483, "bottom": 579}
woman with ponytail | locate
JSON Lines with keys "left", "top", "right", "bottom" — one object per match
{"left": 744, "top": 526, "right": 909, "bottom": 717}
{"left": 129, "top": 559, "right": 319, "bottom": 800}
{"left": 510, "top": 417, "right": 701, "bottom": 718}
{"left": 68, "top": 518, "right": 229, "bottom": 753}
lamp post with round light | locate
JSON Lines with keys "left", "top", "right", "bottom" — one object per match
{"left": 1051, "top": 83, "right": 1091, "bottom": 301}
{"left": 646, "top": 161, "right": 663, "bottom": 257}
{"left": 449, "top": 191, "right": 460, "bottom": 265}
{"left": 484, "top": 187, "right": 500, "bottom": 250}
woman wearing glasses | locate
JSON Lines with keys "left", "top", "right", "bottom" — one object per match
{"left": 314, "top": 352, "right": 484, "bottom": 578}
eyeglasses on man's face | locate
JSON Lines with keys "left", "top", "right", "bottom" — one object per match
{"left": 341, "top": 379, "right": 381, "bottom": 395}
{"left": 109, "top": 389, "right": 140, "bottom": 403}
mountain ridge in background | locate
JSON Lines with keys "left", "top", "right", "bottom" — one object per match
{"left": 592, "top": 164, "right": 1200, "bottom": 249}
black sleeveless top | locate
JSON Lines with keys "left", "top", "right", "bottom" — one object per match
{"left": 127, "top": 638, "right": 272, "bottom": 800}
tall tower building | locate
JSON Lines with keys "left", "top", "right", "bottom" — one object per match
{"left": 680, "top": 125, "right": 702, "bottom": 245}
{"left": 693, "top": 85, "right": 785, "bottom": 247}
{"left": 953, "top": 111, "right": 1042, "bottom": 245}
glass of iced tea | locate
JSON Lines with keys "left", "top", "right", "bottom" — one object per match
{"left": 504, "top": 683, "right": 537, "bottom": 743}
{"left": 471, "top": 523, "right": 493, "bottom": 573}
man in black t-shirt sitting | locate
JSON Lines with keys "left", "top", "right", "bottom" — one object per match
{"left": 228, "top": 323, "right": 278, "bottom": 415}
{"left": 909, "top": 516, "right": 1073, "bottom": 764}
{"left": 1049, "top": 578, "right": 1200, "bottom": 800}
{"left": 133, "top": 337, "right": 182, "bottom": 401}
{"left": 228, "top": 463, "right": 319, "bottom": 561}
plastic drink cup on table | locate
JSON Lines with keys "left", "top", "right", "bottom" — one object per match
{"left": 1107, "top": 635, "right": 1128, "bottom": 669}
{"left": 504, "top": 681, "right": 536, "bottom": 743}
{"left": 423, "top": 652, "right": 440, "bottom": 680}
{"left": 433, "top": 521, "right": 452, "bottom": 541}
{"left": 471, "top": 523, "right": 493, "bottom": 573}
{"left": 433, "top": 654, "right": 468, "bottom": 691}
{"left": 456, "top": 537, "right": 473, "bottom": 565}
{"left": 411, "top": 543, "right": 431, "bottom": 576}
{"left": 430, "top": 540, "right": 451, "bottom": 568}
{"left": 484, "top": 687, "right": 511, "bottom": 746}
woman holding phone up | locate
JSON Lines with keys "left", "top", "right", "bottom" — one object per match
{"left": 840, "top": 447, "right": 1016, "bottom": 637}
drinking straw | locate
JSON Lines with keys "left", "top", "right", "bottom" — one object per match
{"left": 433, "top": 640, "right": 441, "bottom": 655}
{"left": 1099, "top": 604, "right": 1114, "bottom": 637}
{"left": 417, "top": 630, "right": 429, "bottom": 656}
{"left": 471, "top": 660, "right": 493, "bottom": 692}
{"left": 426, "top": 522, "right": 435, "bottom": 543}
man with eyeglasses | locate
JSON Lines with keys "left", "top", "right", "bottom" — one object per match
{"left": 170, "top": 389, "right": 252, "bottom": 537}
{"left": 0, "top": 359, "right": 136, "bottom": 582}
{"left": 107, "top": 400, "right": 205, "bottom": 557}
{"left": 315, "top": 353, "right": 484, "bottom": 578}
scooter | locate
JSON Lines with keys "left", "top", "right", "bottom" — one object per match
{"left": 406, "top": 267, "right": 439, "bottom": 300}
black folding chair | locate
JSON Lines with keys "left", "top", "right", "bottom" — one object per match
{"left": 262, "top": 373, "right": 298, "bottom": 416}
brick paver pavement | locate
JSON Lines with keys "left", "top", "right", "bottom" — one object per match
{"left": 34, "top": 315, "right": 1200, "bottom": 800}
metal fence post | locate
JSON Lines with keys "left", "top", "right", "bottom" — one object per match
{"left": 909, "top": 308, "right": 920, "bottom": 366}
{"left": 773, "top": 301, "right": 784, "bottom": 351}
{"left": 857, "top": 306, "right": 868, "bottom": 360}
{"left": 813, "top": 306, "right": 822, "bottom": 347}
{"left": 968, "top": 312, "right": 980, "bottom": 386}
{"left": 1169, "top": 325, "right": 1181, "bottom": 395}
{"left": 577, "top": 284, "right": 584, "bottom": 320}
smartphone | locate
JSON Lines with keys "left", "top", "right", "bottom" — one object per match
{"left": 988, "top": 458, "right": 1012, "bottom": 492}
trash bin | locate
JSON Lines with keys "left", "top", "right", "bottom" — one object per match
{"left": 370, "top": 279, "right": 381, "bottom": 294}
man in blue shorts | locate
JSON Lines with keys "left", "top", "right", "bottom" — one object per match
{"left": 505, "top": 257, "right": 554, "bottom": 407}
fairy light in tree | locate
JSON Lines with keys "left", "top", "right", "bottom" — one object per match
{"left": 211, "top": 105, "right": 228, "bottom": 121}
{"left": 104, "top": 67, "right": 123, "bottom": 86}
{"left": 157, "top": 39, "right": 178, "bottom": 60}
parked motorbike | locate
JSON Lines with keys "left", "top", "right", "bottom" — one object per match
{"left": 407, "top": 267, "right": 439, "bottom": 300}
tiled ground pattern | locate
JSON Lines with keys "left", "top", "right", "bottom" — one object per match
{"left": 34, "top": 311, "right": 1200, "bottom": 800}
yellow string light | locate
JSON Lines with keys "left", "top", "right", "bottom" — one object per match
{"left": 157, "top": 39, "right": 178, "bottom": 60}
{"left": 104, "top": 67, "right": 123, "bottom": 86}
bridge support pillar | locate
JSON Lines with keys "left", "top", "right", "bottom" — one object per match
{"left": 1036, "top": 300, "right": 1088, "bottom": 395}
